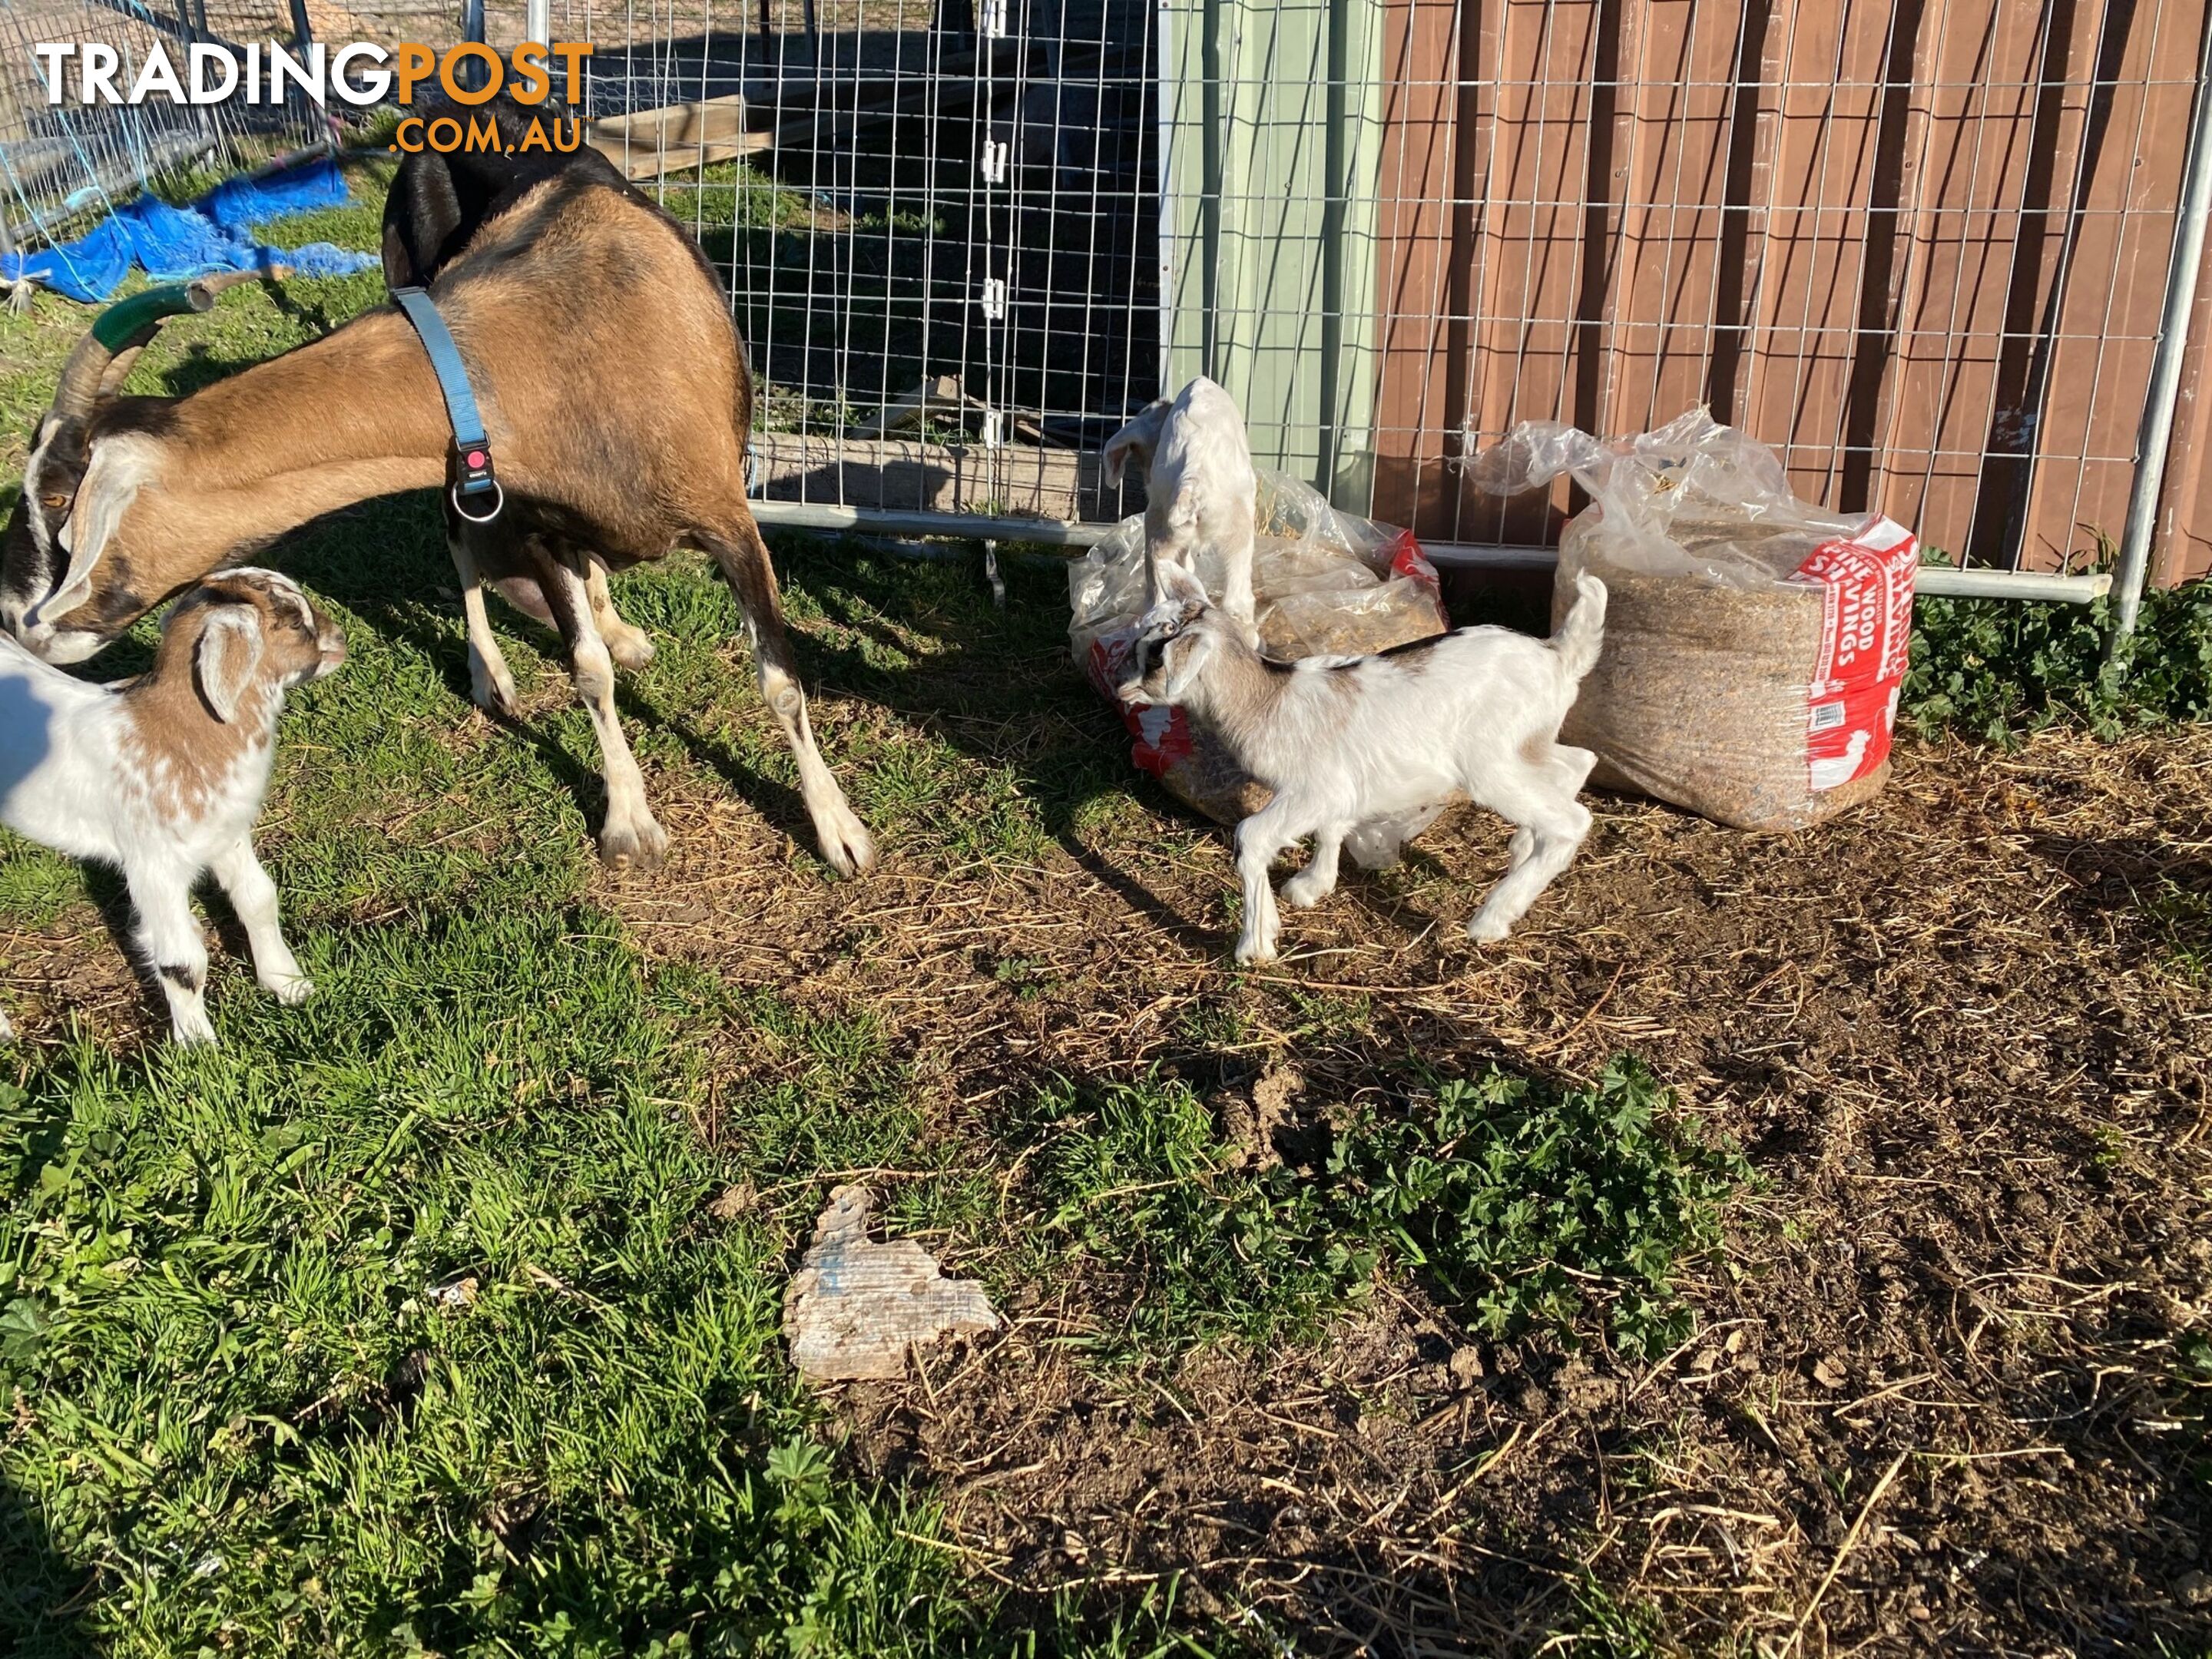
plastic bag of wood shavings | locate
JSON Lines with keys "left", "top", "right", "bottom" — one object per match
{"left": 1465, "top": 407, "right": 1919, "bottom": 833}
{"left": 1068, "top": 470, "right": 1449, "bottom": 824}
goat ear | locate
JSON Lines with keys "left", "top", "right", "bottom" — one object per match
{"left": 1157, "top": 630, "right": 1215, "bottom": 704}
{"left": 33, "top": 436, "right": 150, "bottom": 628}
{"left": 194, "top": 607, "right": 264, "bottom": 723}
{"left": 1157, "top": 558, "right": 1210, "bottom": 611}
{"left": 1101, "top": 401, "right": 1168, "bottom": 488}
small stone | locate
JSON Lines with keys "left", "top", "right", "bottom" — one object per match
{"left": 2177, "top": 1571, "right": 2212, "bottom": 1608}
{"left": 1448, "top": 1346, "right": 1485, "bottom": 1388}
{"left": 1690, "top": 1348, "right": 1721, "bottom": 1374}
{"left": 1813, "top": 1355, "right": 1849, "bottom": 1390}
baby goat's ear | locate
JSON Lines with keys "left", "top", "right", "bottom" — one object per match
{"left": 194, "top": 606, "right": 264, "bottom": 723}
{"left": 1157, "top": 630, "right": 1215, "bottom": 704}
{"left": 1157, "top": 559, "right": 1210, "bottom": 612}
{"left": 1101, "top": 400, "right": 1168, "bottom": 488}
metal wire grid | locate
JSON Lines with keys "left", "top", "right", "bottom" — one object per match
{"left": 0, "top": 0, "right": 337, "bottom": 246}
{"left": 499, "top": 0, "right": 1157, "bottom": 524}
{"left": 1224, "top": 0, "right": 2200, "bottom": 573}
{"left": 529, "top": 0, "right": 2200, "bottom": 581}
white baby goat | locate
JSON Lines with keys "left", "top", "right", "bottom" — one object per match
{"left": 0, "top": 568, "right": 346, "bottom": 1045}
{"left": 1119, "top": 563, "right": 1608, "bottom": 962}
{"left": 1101, "top": 376, "right": 1260, "bottom": 645}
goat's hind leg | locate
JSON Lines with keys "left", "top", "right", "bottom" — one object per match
{"left": 1465, "top": 751, "right": 1593, "bottom": 944}
{"left": 696, "top": 515, "right": 876, "bottom": 878}
{"left": 534, "top": 545, "right": 670, "bottom": 871}
{"left": 586, "top": 558, "right": 656, "bottom": 672}
{"left": 128, "top": 865, "right": 214, "bottom": 1045}
{"left": 449, "top": 523, "right": 521, "bottom": 718}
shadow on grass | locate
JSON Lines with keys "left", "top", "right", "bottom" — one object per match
{"left": 0, "top": 1475, "right": 93, "bottom": 1658}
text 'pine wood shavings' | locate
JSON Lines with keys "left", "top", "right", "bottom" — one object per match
{"left": 783, "top": 1185, "right": 1001, "bottom": 1382}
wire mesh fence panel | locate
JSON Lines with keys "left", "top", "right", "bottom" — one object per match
{"left": 505, "top": 0, "right": 1156, "bottom": 522}
{"left": 0, "top": 0, "right": 340, "bottom": 248}
{"left": 1257, "top": 0, "right": 2208, "bottom": 578}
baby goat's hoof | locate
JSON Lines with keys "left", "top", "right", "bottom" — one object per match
{"left": 471, "top": 668, "right": 521, "bottom": 720}
{"left": 263, "top": 973, "right": 315, "bottom": 1006}
{"left": 1465, "top": 913, "right": 1512, "bottom": 945}
{"left": 169, "top": 1011, "right": 218, "bottom": 1048}
{"left": 1280, "top": 871, "right": 1334, "bottom": 909}
{"left": 1233, "top": 936, "right": 1279, "bottom": 965}
{"left": 816, "top": 810, "right": 877, "bottom": 879}
{"left": 601, "top": 817, "right": 671, "bottom": 872}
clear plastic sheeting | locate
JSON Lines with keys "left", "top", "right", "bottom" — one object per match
{"left": 1068, "top": 470, "right": 1445, "bottom": 667}
{"left": 1470, "top": 409, "right": 1920, "bottom": 833}
{"left": 1067, "top": 470, "right": 1449, "bottom": 824}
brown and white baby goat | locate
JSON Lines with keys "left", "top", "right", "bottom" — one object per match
{"left": 1119, "top": 563, "right": 1608, "bottom": 962}
{"left": 0, "top": 568, "right": 344, "bottom": 1044}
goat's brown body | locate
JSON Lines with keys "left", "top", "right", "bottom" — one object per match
{"left": 90, "top": 167, "right": 752, "bottom": 594}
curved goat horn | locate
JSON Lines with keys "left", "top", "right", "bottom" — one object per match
{"left": 50, "top": 279, "right": 224, "bottom": 419}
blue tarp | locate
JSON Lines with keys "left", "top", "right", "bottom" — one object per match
{"left": 2, "top": 156, "right": 379, "bottom": 303}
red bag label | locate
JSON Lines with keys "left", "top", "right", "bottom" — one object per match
{"left": 1786, "top": 516, "right": 1918, "bottom": 792}
{"left": 1386, "top": 528, "right": 1445, "bottom": 605}
{"left": 1087, "top": 628, "right": 1194, "bottom": 777}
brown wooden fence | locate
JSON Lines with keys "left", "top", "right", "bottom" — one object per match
{"left": 1370, "top": 0, "right": 2211, "bottom": 584}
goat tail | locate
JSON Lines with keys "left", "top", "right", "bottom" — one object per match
{"left": 1549, "top": 572, "right": 1608, "bottom": 681}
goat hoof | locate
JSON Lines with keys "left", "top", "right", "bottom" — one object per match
{"left": 1466, "top": 915, "right": 1512, "bottom": 945}
{"left": 606, "top": 629, "right": 657, "bottom": 672}
{"left": 472, "top": 674, "right": 520, "bottom": 720}
{"left": 817, "top": 813, "right": 877, "bottom": 879}
{"left": 1280, "top": 874, "right": 1333, "bottom": 909}
{"left": 601, "top": 818, "right": 671, "bottom": 872}
{"left": 169, "top": 1012, "right": 218, "bottom": 1048}
{"left": 1233, "top": 937, "right": 1278, "bottom": 965}
{"left": 263, "top": 973, "right": 315, "bottom": 1006}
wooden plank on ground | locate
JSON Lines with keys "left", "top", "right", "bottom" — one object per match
{"left": 750, "top": 432, "right": 1134, "bottom": 525}
{"left": 587, "top": 94, "right": 770, "bottom": 178}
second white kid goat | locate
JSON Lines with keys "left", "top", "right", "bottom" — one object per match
{"left": 1101, "top": 376, "right": 1260, "bottom": 646}
{"left": 1118, "top": 563, "right": 1608, "bottom": 962}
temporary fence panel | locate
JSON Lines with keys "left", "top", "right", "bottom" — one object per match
{"left": 1249, "top": 0, "right": 2212, "bottom": 585}
{"left": 2, "top": 0, "right": 2203, "bottom": 591}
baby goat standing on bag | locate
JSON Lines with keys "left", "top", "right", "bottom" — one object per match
{"left": 1120, "top": 564, "right": 1608, "bottom": 962}
{"left": 0, "top": 568, "right": 345, "bottom": 1045}
{"left": 1101, "top": 376, "right": 1261, "bottom": 647}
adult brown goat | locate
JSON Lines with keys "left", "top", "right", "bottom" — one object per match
{"left": 0, "top": 114, "right": 874, "bottom": 876}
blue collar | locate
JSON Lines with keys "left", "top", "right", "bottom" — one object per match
{"left": 392, "top": 286, "right": 503, "bottom": 525}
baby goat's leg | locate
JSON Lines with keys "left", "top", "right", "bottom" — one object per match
{"left": 449, "top": 533, "right": 520, "bottom": 718}
{"left": 585, "top": 558, "right": 656, "bottom": 673}
{"left": 535, "top": 550, "right": 669, "bottom": 872}
{"left": 1232, "top": 804, "right": 1298, "bottom": 963}
{"left": 209, "top": 838, "right": 311, "bottom": 1005}
{"left": 129, "top": 866, "right": 214, "bottom": 1045}
{"left": 697, "top": 518, "right": 876, "bottom": 879}
{"left": 1465, "top": 757, "right": 1593, "bottom": 945}
{"left": 1280, "top": 824, "right": 1347, "bottom": 909}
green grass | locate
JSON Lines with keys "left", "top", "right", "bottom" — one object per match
{"left": 1008, "top": 1061, "right": 1747, "bottom": 1363}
